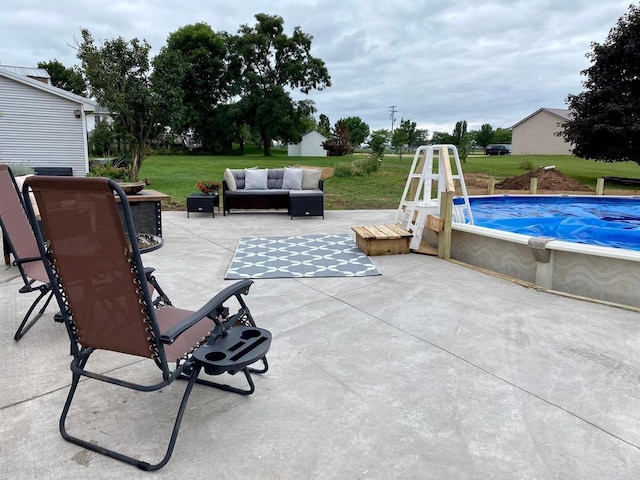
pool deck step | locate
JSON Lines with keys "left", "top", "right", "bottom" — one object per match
{"left": 352, "top": 224, "right": 413, "bottom": 256}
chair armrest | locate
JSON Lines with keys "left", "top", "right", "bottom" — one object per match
{"left": 159, "top": 279, "right": 254, "bottom": 344}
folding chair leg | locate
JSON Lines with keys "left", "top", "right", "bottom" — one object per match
{"left": 14, "top": 289, "right": 54, "bottom": 341}
{"left": 59, "top": 364, "right": 202, "bottom": 471}
{"left": 191, "top": 366, "right": 257, "bottom": 395}
{"left": 249, "top": 357, "right": 269, "bottom": 374}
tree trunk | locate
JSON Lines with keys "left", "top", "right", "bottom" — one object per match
{"left": 130, "top": 143, "right": 144, "bottom": 182}
{"left": 261, "top": 128, "right": 271, "bottom": 156}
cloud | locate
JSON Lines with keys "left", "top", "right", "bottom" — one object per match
{"left": 0, "top": 0, "right": 633, "bottom": 135}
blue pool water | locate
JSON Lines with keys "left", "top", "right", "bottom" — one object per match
{"left": 455, "top": 196, "right": 640, "bottom": 251}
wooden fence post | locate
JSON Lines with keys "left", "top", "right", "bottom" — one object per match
{"left": 596, "top": 178, "right": 605, "bottom": 195}
{"left": 530, "top": 177, "right": 538, "bottom": 194}
{"left": 438, "top": 190, "right": 453, "bottom": 259}
{"left": 488, "top": 178, "right": 495, "bottom": 195}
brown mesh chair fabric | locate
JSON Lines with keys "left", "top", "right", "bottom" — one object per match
{"left": 0, "top": 164, "right": 54, "bottom": 340}
{"left": 30, "top": 177, "right": 156, "bottom": 357}
{"left": 0, "top": 166, "right": 42, "bottom": 263}
{"left": 23, "top": 176, "right": 270, "bottom": 471}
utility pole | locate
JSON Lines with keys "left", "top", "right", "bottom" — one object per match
{"left": 389, "top": 105, "right": 397, "bottom": 135}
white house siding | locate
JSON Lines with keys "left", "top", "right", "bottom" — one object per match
{"left": 301, "top": 131, "right": 327, "bottom": 157}
{"left": 288, "top": 131, "right": 327, "bottom": 157}
{"left": 288, "top": 143, "right": 302, "bottom": 156}
{"left": 0, "top": 75, "right": 90, "bottom": 175}
{"left": 511, "top": 109, "right": 572, "bottom": 155}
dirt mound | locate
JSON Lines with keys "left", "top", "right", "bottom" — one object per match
{"left": 495, "top": 167, "right": 593, "bottom": 192}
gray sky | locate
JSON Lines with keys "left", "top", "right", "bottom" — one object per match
{"left": 1, "top": 0, "right": 633, "bottom": 135}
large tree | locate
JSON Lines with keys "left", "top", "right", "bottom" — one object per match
{"left": 451, "top": 121, "right": 470, "bottom": 162}
{"left": 152, "top": 23, "right": 238, "bottom": 153}
{"left": 234, "top": 13, "right": 331, "bottom": 155}
{"left": 340, "top": 116, "right": 370, "bottom": 149}
{"left": 493, "top": 127, "right": 512, "bottom": 144}
{"left": 317, "top": 114, "right": 331, "bottom": 138}
{"left": 452, "top": 120, "right": 468, "bottom": 146}
{"left": 392, "top": 118, "right": 420, "bottom": 154}
{"left": 78, "top": 29, "right": 181, "bottom": 180}
{"left": 322, "top": 119, "right": 352, "bottom": 156}
{"left": 475, "top": 123, "right": 494, "bottom": 148}
{"left": 430, "top": 131, "right": 454, "bottom": 144}
{"left": 562, "top": 4, "right": 640, "bottom": 164}
{"left": 243, "top": 85, "right": 308, "bottom": 152}
{"left": 368, "top": 129, "right": 389, "bottom": 158}
{"left": 38, "top": 59, "right": 87, "bottom": 96}
{"left": 411, "top": 129, "right": 429, "bottom": 149}
{"left": 391, "top": 126, "right": 409, "bottom": 159}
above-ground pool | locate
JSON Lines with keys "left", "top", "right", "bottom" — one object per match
{"left": 455, "top": 195, "right": 640, "bottom": 251}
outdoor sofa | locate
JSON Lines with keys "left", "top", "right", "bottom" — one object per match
{"left": 222, "top": 167, "right": 323, "bottom": 217}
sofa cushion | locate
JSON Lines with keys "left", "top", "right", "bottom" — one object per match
{"left": 224, "top": 168, "right": 237, "bottom": 191}
{"left": 267, "top": 168, "right": 284, "bottom": 189}
{"left": 282, "top": 167, "right": 304, "bottom": 190}
{"left": 301, "top": 169, "right": 322, "bottom": 190}
{"left": 244, "top": 168, "right": 268, "bottom": 190}
{"left": 231, "top": 169, "right": 245, "bottom": 189}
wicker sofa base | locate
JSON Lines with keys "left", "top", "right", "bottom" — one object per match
{"left": 223, "top": 192, "right": 290, "bottom": 214}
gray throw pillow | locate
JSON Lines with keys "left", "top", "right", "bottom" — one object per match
{"left": 301, "top": 168, "right": 322, "bottom": 190}
{"left": 244, "top": 168, "right": 268, "bottom": 190}
{"left": 282, "top": 167, "right": 304, "bottom": 190}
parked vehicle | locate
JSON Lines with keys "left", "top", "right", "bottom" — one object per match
{"left": 485, "top": 144, "right": 511, "bottom": 156}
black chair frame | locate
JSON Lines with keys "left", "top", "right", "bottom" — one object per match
{"left": 23, "top": 177, "right": 270, "bottom": 471}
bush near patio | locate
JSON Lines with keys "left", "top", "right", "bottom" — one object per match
{"left": 137, "top": 148, "right": 640, "bottom": 210}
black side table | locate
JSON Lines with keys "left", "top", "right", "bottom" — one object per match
{"left": 187, "top": 192, "right": 219, "bottom": 218}
{"left": 289, "top": 190, "right": 324, "bottom": 219}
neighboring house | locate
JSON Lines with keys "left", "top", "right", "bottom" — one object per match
{"left": 511, "top": 108, "right": 573, "bottom": 155}
{"left": 0, "top": 65, "right": 51, "bottom": 84}
{"left": 85, "top": 103, "right": 112, "bottom": 133}
{"left": 288, "top": 130, "right": 328, "bottom": 157}
{"left": 0, "top": 66, "right": 97, "bottom": 176}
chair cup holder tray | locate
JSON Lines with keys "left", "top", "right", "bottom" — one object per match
{"left": 193, "top": 326, "right": 271, "bottom": 375}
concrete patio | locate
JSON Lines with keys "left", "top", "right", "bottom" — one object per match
{"left": 1, "top": 209, "right": 640, "bottom": 479}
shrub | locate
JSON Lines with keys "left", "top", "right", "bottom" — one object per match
{"left": 519, "top": 159, "right": 534, "bottom": 171}
{"left": 333, "top": 161, "right": 358, "bottom": 178}
{"left": 354, "top": 155, "right": 380, "bottom": 175}
{"left": 87, "top": 158, "right": 131, "bottom": 181}
{"left": 333, "top": 155, "right": 380, "bottom": 178}
{"left": 9, "top": 163, "right": 35, "bottom": 176}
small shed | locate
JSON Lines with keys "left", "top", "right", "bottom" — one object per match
{"left": 511, "top": 108, "right": 572, "bottom": 155}
{"left": 288, "top": 130, "right": 327, "bottom": 157}
{"left": 0, "top": 67, "right": 97, "bottom": 176}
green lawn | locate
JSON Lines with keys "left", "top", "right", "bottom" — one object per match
{"left": 138, "top": 150, "right": 640, "bottom": 210}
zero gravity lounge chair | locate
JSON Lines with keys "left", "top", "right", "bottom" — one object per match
{"left": 23, "top": 176, "right": 271, "bottom": 471}
{"left": 0, "top": 164, "right": 55, "bottom": 340}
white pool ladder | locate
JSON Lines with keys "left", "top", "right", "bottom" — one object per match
{"left": 395, "top": 144, "right": 474, "bottom": 250}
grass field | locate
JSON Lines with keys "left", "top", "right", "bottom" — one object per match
{"left": 138, "top": 149, "right": 640, "bottom": 210}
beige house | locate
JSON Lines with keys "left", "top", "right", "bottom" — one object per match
{"left": 511, "top": 108, "right": 572, "bottom": 155}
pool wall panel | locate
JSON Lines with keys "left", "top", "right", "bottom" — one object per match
{"left": 433, "top": 224, "right": 640, "bottom": 309}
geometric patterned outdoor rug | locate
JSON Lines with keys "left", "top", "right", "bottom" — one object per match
{"left": 224, "top": 234, "right": 381, "bottom": 279}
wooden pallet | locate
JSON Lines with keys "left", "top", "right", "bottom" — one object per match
{"left": 351, "top": 224, "right": 413, "bottom": 256}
